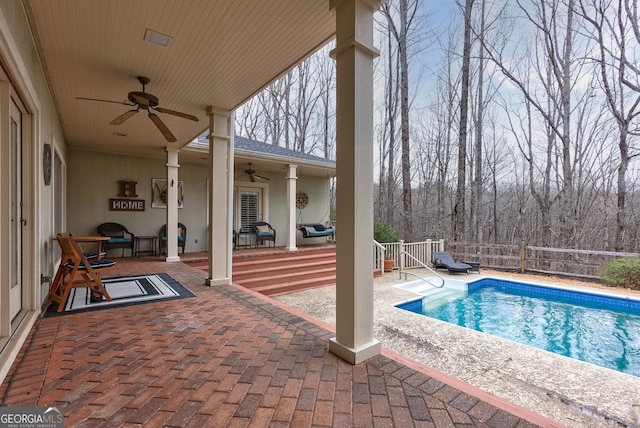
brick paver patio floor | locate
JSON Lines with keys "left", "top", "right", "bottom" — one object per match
{"left": 0, "top": 256, "right": 563, "bottom": 427}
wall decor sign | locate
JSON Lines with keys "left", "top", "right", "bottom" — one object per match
{"left": 152, "top": 178, "right": 184, "bottom": 208}
{"left": 109, "top": 180, "right": 144, "bottom": 211}
{"left": 109, "top": 198, "right": 145, "bottom": 211}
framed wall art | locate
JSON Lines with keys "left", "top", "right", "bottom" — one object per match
{"left": 151, "top": 178, "right": 184, "bottom": 208}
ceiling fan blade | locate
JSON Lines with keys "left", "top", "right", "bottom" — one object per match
{"left": 148, "top": 112, "right": 177, "bottom": 142}
{"left": 110, "top": 109, "right": 138, "bottom": 125}
{"left": 154, "top": 107, "right": 199, "bottom": 121}
{"left": 255, "top": 174, "right": 271, "bottom": 181}
{"left": 76, "top": 97, "right": 132, "bottom": 106}
{"left": 249, "top": 174, "right": 256, "bottom": 182}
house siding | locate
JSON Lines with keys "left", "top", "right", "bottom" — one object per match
{"left": 67, "top": 149, "right": 332, "bottom": 251}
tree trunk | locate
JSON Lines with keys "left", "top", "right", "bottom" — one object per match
{"left": 386, "top": 27, "right": 397, "bottom": 226}
{"left": 616, "top": 127, "right": 629, "bottom": 251}
{"left": 399, "top": 0, "right": 413, "bottom": 239}
{"left": 455, "top": 0, "right": 474, "bottom": 242}
{"left": 473, "top": 0, "right": 486, "bottom": 245}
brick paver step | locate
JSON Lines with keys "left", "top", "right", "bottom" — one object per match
{"left": 249, "top": 274, "right": 337, "bottom": 295}
{"left": 234, "top": 266, "right": 337, "bottom": 288}
{"left": 233, "top": 260, "right": 336, "bottom": 281}
{"left": 232, "top": 251, "right": 335, "bottom": 269}
{"left": 187, "top": 247, "right": 338, "bottom": 296}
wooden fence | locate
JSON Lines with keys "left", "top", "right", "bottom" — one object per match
{"left": 446, "top": 242, "right": 640, "bottom": 281}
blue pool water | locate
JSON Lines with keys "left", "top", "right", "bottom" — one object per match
{"left": 396, "top": 278, "right": 640, "bottom": 377}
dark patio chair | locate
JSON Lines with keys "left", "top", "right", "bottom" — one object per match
{"left": 432, "top": 251, "right": 473, "bottom": 274}
{"left": 97, "top": 222, "right": 135, "bottom": 257}
{"left": 253, "top": 221, "right": 276, "bottom": 247}
{"left": 159, "top": 223, "right": 187, "bottom": 254}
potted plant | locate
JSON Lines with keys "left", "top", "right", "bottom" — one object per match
{"left": 374, "top": 220, "right": 400, "bottom": 272}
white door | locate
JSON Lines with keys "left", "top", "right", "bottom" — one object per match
{"left": 9, "top": 99, "right": 22, "bottom": 320}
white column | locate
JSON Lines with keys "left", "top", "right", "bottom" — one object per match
{"left": 286, "top": 164, "right": 298, "bottom": 252}
{"left": 165, "top": 149, "right": 180, "bottom": 262}
{"left": 206, "top": 107, "right": 234, "bottom": 286}
{"left": 328, "top": 0, "right": 381, "bottom": 364}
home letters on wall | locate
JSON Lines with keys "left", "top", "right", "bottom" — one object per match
{"left": 109, "top": 180, "right": 145, "bottom": 211}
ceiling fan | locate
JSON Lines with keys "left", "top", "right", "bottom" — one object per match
{"left": 240, "top": 163, "right": 270, "bottom": 182}
{"left": 76, "top": 76, "right": 199, "bottom": 142}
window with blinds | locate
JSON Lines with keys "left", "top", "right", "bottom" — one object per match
{"left": 239, "top": 191, "right": 260, "bottom": 232}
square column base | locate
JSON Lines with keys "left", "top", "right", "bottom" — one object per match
{"left": 165, "top": 256, "right": 181, "bottom": 263}
{"left": 205, "top": 277, "right": 231, "bottom": 286}
{"left": 329, "top": 337, "right": 381, "bottom": 364}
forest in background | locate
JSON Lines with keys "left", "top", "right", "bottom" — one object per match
{"left": 235, "top": 0, "right": 640, "bottom": 253}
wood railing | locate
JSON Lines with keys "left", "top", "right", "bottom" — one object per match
{"left": 446, "top": 242, "right": 640, "bottom": 281}
{"left": 373, "top": 240, "right": 385, "bottom": 272}
{"left": 377, "top": 239, "right": 445, "bottom": 271}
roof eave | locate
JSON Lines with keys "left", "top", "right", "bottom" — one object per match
{"left": 182, "top": 143, "right": 336, "bottom": 177}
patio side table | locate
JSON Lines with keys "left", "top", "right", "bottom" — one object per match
{"left": 463, "top": 261, "right": 481, "bottom": 273}
{"left": 235, "top": 228, "right": 256, "bottom": 249}
{"left": 135, "top": 236, "right": 157, "bottom": 257}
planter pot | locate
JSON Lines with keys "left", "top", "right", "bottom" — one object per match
{"left": 384, "top": 259, "right": 394, "bottom": 272}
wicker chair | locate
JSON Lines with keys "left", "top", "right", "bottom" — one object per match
{"left": 159, "top": 223, "right": 187, "bottom": 254}
{"left": 97, "top": 222, "right": 135, "bottom": 257}
{"left": 253, "top": 221, "right": 276, "bottom": 247}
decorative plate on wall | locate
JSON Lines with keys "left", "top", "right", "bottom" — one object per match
{"left": 296, "top": 192, "right": 309, "bottom": 209}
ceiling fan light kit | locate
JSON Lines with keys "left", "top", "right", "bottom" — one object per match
{"left": 77, "top": 76, "right": 198, "bottom": 142}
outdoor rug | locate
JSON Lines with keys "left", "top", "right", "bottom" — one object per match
{"left": 44, "top": 273, "right": 195, "bottom": 317}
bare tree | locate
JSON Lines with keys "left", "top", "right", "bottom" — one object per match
{"left": 578, "top": 0, "right": 640, "bottom": 251}
{"left": 470, "top": 0, "right": 486, "bottom": 246}
{"left": 381, "top": 0, "right": 421, "bottom": 239}
{"left": 454, "top": 0, "right": 474, "bottom": 242}
{"left": 483, "top": 0, "right": 588, "bottom": 247}
{"left": 316, "top": 45, "right": 336, "bottom": 159}
{"left": 235, "top": 48, "right": 336, "bottom": 159}
{"left": 412, "top": 25, "right": 462, "bottom": 241}
{"left": 378, "top": 11, "right": 400, "bottom": 225}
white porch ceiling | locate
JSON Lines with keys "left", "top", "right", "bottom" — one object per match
{"left": 23, "top": 0, "right": 335, "bottom": 162}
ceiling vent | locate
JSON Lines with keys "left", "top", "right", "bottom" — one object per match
{"left": 144, "top": 29, "right": 172, "bottom": 47}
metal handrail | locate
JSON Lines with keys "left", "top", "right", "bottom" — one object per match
{"left": 399, "top": 242, "right": 445, "bottom": 288}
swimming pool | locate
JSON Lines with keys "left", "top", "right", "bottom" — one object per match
{"left": 396, "top": 278, "right": 640, "bottom": 377}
